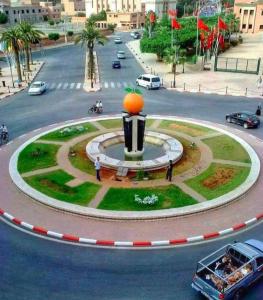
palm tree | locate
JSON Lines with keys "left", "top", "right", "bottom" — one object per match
{"left": 0, "top": 27, "right": 22, "bottom": 82}
{"left": 163, "top": 45, "right": 180, "bottom": 88}
{"left": 75, "top": 21, "right": 107, "bottom": 88}
{"left": 178, "top": 49, "right": 187, "bottom": 73}
{"left": 18, "top": 21, "right": 44, "bottom": 71}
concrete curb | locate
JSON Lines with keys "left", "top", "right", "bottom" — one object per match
{"left": 0, "top": 61, "right": 45, "bottom": 101}
{"left": 1, "top": 207, "right": 262, "bottom": 247}
{"left": 9, "top": 115, "right": 261, "bottom": 220}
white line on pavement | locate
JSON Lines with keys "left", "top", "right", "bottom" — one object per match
{"left": 110, "top": 82, "right": 115, "bottom": 88}
{"left": 76, "top": 83, "right": 81, "bottom": 89}
{"left": 57, "top": 83, "right": 62, "bottom": 89}
{"left": 70, "top": 83, "right": 75, "bottom": 89}
{"left": 104, "top": 82, "right": 109, "bottom": 88}
{"left": 63, "top": 83, "right": 68, "bottom": 89}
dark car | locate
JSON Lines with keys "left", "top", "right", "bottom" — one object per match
{"left": 226, "top": 111, "right": 260, "bottom": 129}
{"left": 130, "top": 31, "right": 141, "bottom": 39}
{"left": 112, "top": 60, "right": 121, "bottom": 69}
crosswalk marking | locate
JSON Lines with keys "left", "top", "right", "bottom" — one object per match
{"left": 110, "top": 82, "right": 115, "bottom": 88}
{"left": 117, "top": 82, "right": 121, "bottom": 88}
{"left": 76, "top": 83, "right": 81, "bottom": 89}
{"left": 123, "top": 82, "right": 128, "bottom": 87}
{"left": 104, "top": 82, "right": 109, "bottom": 88}
{"left": 57, "top": 83, "right": 62, "bottom": 89}
{"left": 50, "top": 83, "right": 56, "bottom": 89}
{"left": 70, "top": 83, "right": 75, "bottom": 89}
{"left": 63, "top": 83, "right": 68, "bottom": 89}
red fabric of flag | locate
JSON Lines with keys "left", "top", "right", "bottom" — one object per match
{"left": 218, "top": 17, "right": 228, "bottom": 30}
{"left": 218, "top": 34, "right": 225, "bottom": 49}
{"left": 200, "top": 32, "right": 206, "bottom": 49}
{"left": 198, "top": 19, "right": 210, "bottom": 32}
{"left": 171, "top": 18, "right": 181, "bottom": 29}
{"left": 149, "top": 12, "right": 156, "bottom": 23}
{"left": 207, "top": 31, "right": 214, "bottom": 49}
{"left": 168, "top": 9, "right": 177, "bottom": 17}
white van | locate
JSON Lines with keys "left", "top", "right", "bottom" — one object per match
{"left": 136, "top": 74, "right": 161, "bottom": 90}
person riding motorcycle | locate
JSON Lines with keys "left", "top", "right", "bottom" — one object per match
{"left": 0, "top": 124, "right": 9, "bottom": 143}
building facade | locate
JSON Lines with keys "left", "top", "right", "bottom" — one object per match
{"left": 61, "top": 0, "right": 85, "bottom": 16}
{"left": 141, "top": 0, "right": 177, "bottom": 17}
{"left": 234, "top": 0, "right": 263, "bottom": 33}
{"left": 0, "top": 4, "right": 43, "bottom": 24}
{"left": 107, "top": 11, "right": 145, "bottom": 29}
{"left": 40, "top": 1, "right": 61, "bottom": 20}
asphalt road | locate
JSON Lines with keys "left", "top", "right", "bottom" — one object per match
{"left": 1, "top": 32, "right": 263, "bottom": 300}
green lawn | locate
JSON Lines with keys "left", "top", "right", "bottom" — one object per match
{"left": 18, "top": 143, "right": 60, "bottom": 173}
{"left": 69, "top": 138, "right": 96, "bottom": 175}
{"left": 39, "top": 123, "right": 98, "bottom": 141}
{"left": 159, "top": 120, "right": 215, "bottom": 137}
{"left": 203, "top": 135, "right": 251, "bottom": 163}
{"left": 98, "top": 185, "right": 197, "bottom": 211}
{"left": 98, "top": 118, "right": 156, "bottom": 129}
{"left": 185, "top": 163, "right": 250, "bottom": 200}
{"left": 24, "top": 170, "right": 100, "bottom": 206}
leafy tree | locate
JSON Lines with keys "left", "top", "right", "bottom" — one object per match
{"left": 48, "top": 20, "right": 55, "bottom": 26}
{"left": 48, "top": 32, "right": 60, "bottom": 41}
{"left": 0, "top": 12, "right": 8, "bottom": 24}
{"left": 107, "top": 23, "right": 116, "bottom": 33}
{"left": 88, "top": 10, "right": 107, "bottom": 23}
{"left": 67, "top": 31, "right": 74, "bottom": 36}
{"left": 75, "top": 22, "right": 107, "bottom": 88}
{"left": 163, "top": 45, "right": 181, "bottom": 87}
{"left": 0, "top": 27, "right": 22, "bottom": 82}
{"left": 18, "top": 21, "right": 44, "bottom": 71}
{"left": 43, "top": 15, "right": 48, "bottom": 22}
{"left": 178, "top": 48, "right": 187, "bottom": 73}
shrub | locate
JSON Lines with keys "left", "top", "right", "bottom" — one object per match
{"left": 48, "top": 32, "right": 60, "bottom": 41}
{"left": 48, "top": 20, "right": 55, "bottom": 26}
{"left": 67, "top": 31, "right": 74, "bottom": 36}
{"left": 230, "top": 40, "right": 238, "bottom": 47}
{"left": 43, "top": 15, "right": 48, "bottom": 22}
{"left": 238, "top": 36, "right": 243, "bottom": 44}
{"left": 0, "top": 12, "right": 8, "bottom": 24}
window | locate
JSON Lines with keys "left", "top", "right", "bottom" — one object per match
{"left": 261, "top": 10, "right": 263, "bottom": 16}
{"left": 256, "top": 257, "right": 263, "bottom": 267}
{"left": 13, "top": 10, "right": 16, "bottom": 14}
{"left": 244, "top": 9, "right": 248, "bottom": 14}
{"left": 32, "top": 9, "right": 35, "bottom": 13}
{"left": 22, "top": 9, "right": 24, "bottom": 13}
{"left": 248, "top": 24, "right": 252, "bottom": 29}
{"left": 249, "top": 10, "right": 254, "bottom": 15}
{"left": 14, "top": 18, "right": 17, "bottom": 22}
{"left": 260, "top": 25, "right": 263, "bottom": 29}
{"left": 39, "top": 9, "right": 41, "bottom": 12}
{"left": 26, "top": 9, "right": 29, "bottom": 13}
{"left": 239, "top": 8, "right": 241, "bottom": 13}
{"left": 5, "top": 10, "right": 8, "bottom": 14}
{"left": 242, "top": 24, "right": 246, "bottom": 29}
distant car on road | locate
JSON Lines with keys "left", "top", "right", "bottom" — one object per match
{"left": 130, "top": 31, "right": 140, "bottom": 39}
{"left": 28, "top": 81, "right": 47, "bottom": 95}
{"left": 117, "top": 50, "right": 126, "bottom": 59}
{"left": 225, "top": 111, "right": 260, "bottom": 129}
{"left": 114, "top": 37, "right": 122, "bottom": 44}
{"left": 112, "top": 60, "right": 121, "bottom": 69}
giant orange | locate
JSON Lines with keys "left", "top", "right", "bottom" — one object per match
{"left": 123, "top": 92, "right": 144, "bottom": 114}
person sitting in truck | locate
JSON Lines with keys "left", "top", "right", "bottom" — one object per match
{"left": 241, "top": 263, "right": 252, "bottom": 276}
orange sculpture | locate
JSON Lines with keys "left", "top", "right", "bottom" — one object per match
{"left": 123, "top": 89, "right": 144, "bottom": 114}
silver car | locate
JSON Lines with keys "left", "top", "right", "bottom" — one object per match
{"left": 117, "top": 50, "right": 125, "bottom": 59}
{"left": 28, "top": 81, "right": 47, "bottom": 95}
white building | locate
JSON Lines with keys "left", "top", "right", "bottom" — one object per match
{"left": 141, "top": 0, "right": 177, "bottom": 17}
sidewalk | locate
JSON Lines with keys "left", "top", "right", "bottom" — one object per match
{"left": 126, "top": 32, "right": 263, "bottom": 98}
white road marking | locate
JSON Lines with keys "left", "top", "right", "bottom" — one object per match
{"left": 57, "top": 83, "right": 62, "bottom": 89}
{"left": 104, "top": 82, "right": 109, "bottom": 88}
{"left": 70, "top": 83, "right": 75, "bottom": 89}
{"left": 76, "top": 83, "right": 81, "bottom": 89}
{"left": 63, "top": 83, "right": 68, "bottom": 89}
{"left": 110, "top": 82, "right": 115, "bottom": 88}
{"left": 117, "top": 82, "right": 121, "bottom": 88}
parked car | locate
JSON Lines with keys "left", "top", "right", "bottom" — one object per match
{"left": 192, "top": 239, "right": 263, "bottom": 300}
{"left": 136, "top": 74, "right": 161, "bottom": 89}
{"left": 117, "top": 50, "right": 126, "bottom": 59}
{"left": 28, "top": 81, "right": 47, "bottom": 95}
{"left": 130, "top": 31, "right": 140, "bottom": 39}
{"left": 112, "top": 60, "right": 121, "bottom": 69}
{"left": 114, "top": 37, "right": 122, "bottom": 44}
{"left": 226, "top": 111, "right": 260, "bottom": 129}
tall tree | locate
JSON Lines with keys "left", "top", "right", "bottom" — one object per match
{"left": 163, "top": 45, "right": 181, "bottom": 88}
{"left": 75, "top": 22, "right": 107, "bottom": 88}
{"left": 18, "top": 21, "right": 44, "bottom": 71}
{"left": 0, "top": 27, "right": 22, "bottom": 82}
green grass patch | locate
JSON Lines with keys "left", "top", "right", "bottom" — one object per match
{"left": 40, "top": 123, "right": 98, "bottom": 141}
{"left": 24, "top": 170, "right": 100, "bottom": 206}
{"left": 159, "top": 120, "right": 215, "bottom": 137}
{"left": 18, "top": 143, "right": 60, "bottom": 173}
{"left": 185, "top": 163, "right": 250, "bottom": 200}
{"left": 98, "top": 185, "right": 197, "bottom": 211}
{"left": 203, "top": 135, "right": 251, "bottom": 163}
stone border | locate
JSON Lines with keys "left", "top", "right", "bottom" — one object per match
{"left": 1, "top": 207, "right": 263, "bottom": 248}
{"left": 86, "top": 130, "right": 183, "bottom": 171}
{"left": 9, "top": 115, "right": 260, "bottom": 220}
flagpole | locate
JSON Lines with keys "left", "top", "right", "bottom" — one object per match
{"left": 195, "top": 0, "right": 200, "bottom": 63}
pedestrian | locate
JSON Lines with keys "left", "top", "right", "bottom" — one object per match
{"left": 166, "top": 160, "right": 173, "bottom": 182}
{"left": 257, "top": 76, "right": 262, "bottom": 89}
{"left": 256, "top": 104, "right": 262, "bottom": 116}
{"left": 94, "top": 156, "right": 101, "bottom": 181}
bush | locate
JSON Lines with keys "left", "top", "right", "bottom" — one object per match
{"left": 43, "top": 15, "right": 48, "bottom": 22}
{"left": 48, "top": 20, "right": 55, "bottom": 26}
{"left": 48, "top": 32, "right": 60, "bottom": 41}
{"left": 238, "top": 35, "right": 243, "bottom": 44}
{"left": 0, "top": 12, "right": 8, "bottom": 24}
{"left": 230, "top": 40, "right": 238, "bottom": 47}
{"left": 107, "top": 23, "right": 116, "bottom": 33}
{"left": 67, "top": 31, "right": 74, "bottom": 36}
{"left": 77, "top": 12, "right": 86, "bottom": 17}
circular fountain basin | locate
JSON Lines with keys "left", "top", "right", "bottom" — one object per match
{"left": 86, "top": 131, "right": 183, "bottom": 171}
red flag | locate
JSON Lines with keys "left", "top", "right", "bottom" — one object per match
{"left": 207, "top": 31, "right": 214, "bottom": 49}
{"left": 218, "top": 17, "right": 228, "bottom": 30}
{"left": 218, "top": 34, "right": 225, "bottom": 49}
{"left": 198, "top": 19, "right": 210, "bottom": 32}
{"left": 168, "top": 9, "right": 177, "bottom": 17}
{"left": 171, "top": 18, "right": 181, "bottom": 30}
{"left": 149, "top": 12, "right": 156, "bottom": 23}
{"left": 200, "top": 32, "right": 206, "bottom": 49}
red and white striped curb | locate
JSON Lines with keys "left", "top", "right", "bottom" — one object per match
{"left": 1, "top": 208, "right": 263, "bottom": 248}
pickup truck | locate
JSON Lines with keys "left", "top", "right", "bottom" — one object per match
{"left": 192, "top": 239, "right": 263, "bottom": 300}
